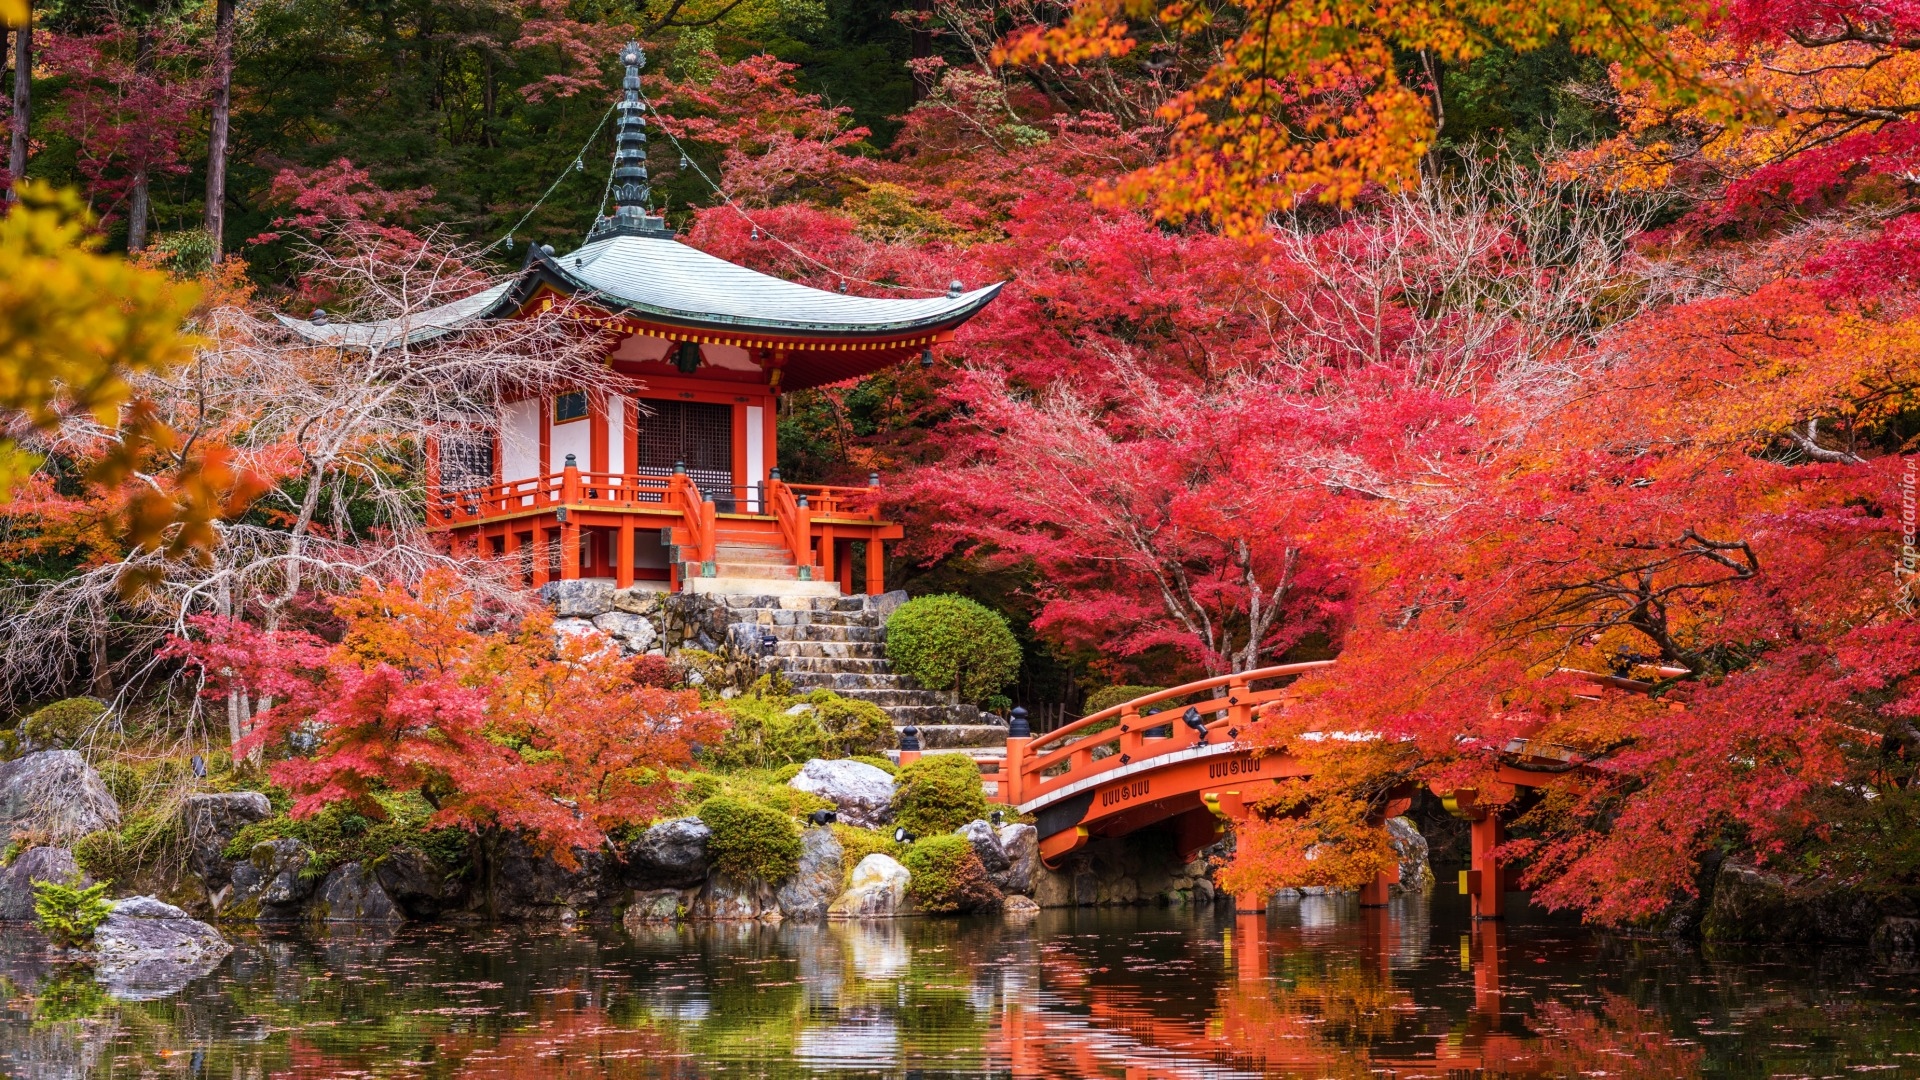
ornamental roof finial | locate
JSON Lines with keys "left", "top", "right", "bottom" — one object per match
{"left": 589, "top": 41, "right": 672, "bottom": 241}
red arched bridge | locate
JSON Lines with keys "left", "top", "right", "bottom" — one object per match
{"left": 911, "top": 663, "right": 1590, "bottom": 919}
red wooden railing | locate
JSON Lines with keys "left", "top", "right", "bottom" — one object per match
{"left": 979, "top": 662, "right": 1335, "bottom": 806}
{"left": 765, "top": 479, "right": 817, "bottom": 577}
{"left": 668, "top": 472, "right": 717, "bottom": 569}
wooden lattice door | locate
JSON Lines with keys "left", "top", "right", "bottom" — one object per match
{"left": 634, "top": 399, "right": 734, "bottom": 507}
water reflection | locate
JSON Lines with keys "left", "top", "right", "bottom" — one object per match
{"left": 1, "top": 895, "right": 1918, "bottom": 1077}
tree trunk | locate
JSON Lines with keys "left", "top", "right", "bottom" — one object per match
{"left": 7, "top": 5, "right": 29, "bottom": 202}
{"left": 204, "top": 0, "right": 234, "bottom": 262}
{"left": 127, "top": 26, "right": 155, "bottom": 250}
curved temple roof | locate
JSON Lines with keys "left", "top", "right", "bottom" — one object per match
{"left": 277, "top": 232, "right": 1002, "bottom": 348}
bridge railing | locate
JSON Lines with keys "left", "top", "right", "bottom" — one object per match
{"left": 1001, "top": 661, "right": 1335, "bottom": 807}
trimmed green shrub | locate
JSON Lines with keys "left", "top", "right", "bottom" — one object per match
{"left": 1083, "top": 685, "right": 1169, "bottom": 715}
{"left": 892, "top": 753, "right": 989, "bottom": 837}
{"left": 33, "top": 876, "right": 114, "bottom": 948}
{"left": 770, "top": 762, "right": 804, "bottom": 783}
{"left": 884, "top": 595, "right": 1021, "bottom": 704}
{"left": 698, "top": 795, "right": 803, "bottom": 882}
{"left": 901, "top": 834, "right": 1002, "bottom": 913}
{"left": 850, "top": 755, "right": 897, "bottom": 776}
{"left": 21, "top": 698, "right": 107, "bottom": 750}
{"left": 806, "top": 690, "right": 897, "bottom": 758}
{"left": 220, "top": 795, "right": 470, "bottom": 879}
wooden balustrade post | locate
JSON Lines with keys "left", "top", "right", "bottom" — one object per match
{"left": 1004, "top": 707, "right": 1032, "bottom": 805}
{"left": 617, "top": 518, "right": 636, "bottom": 589}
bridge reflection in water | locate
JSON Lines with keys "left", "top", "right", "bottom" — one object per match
{"left": 983, "top": 898, "right": 1705, "bottom": 1079}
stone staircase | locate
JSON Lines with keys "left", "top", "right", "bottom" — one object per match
{"left": 717, "top": 593, "right": 1008, "bottom": 759}
{"left": 681, "top": 531, "right": 840, "bottom": 599}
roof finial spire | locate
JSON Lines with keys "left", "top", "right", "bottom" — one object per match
{"left": 590, "top": 41, "right": 673, "bottom": 240}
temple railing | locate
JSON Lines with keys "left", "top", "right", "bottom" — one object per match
{"left": 982, "top": 662, "right": 1336, "bottom": 807}
{"left": 766, "top": 479, "right": 817, "bottom": 578}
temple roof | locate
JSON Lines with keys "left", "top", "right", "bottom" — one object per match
{"left": 277, "top": 232, "right": 1002, "bottom": 349}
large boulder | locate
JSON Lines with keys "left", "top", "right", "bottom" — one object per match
{"left": 1703, "top": 862, "right": 1823, "bottom": 942}
{"left": 314, "top": 863, "right": 406, "bottom": 925}
{"left": 226, "top": 838, "right": 318, "bottom": 917}
{"left": 620, "top": 817, "right": 711, "bottom": 889}
{"left": 776, "top": 827, "right": 845, "bottom": 921}
{"left": 827, "top": 854, "right": 911, "bottom": 919}
{"left": 0, "top": 751, "right": 121, "bottom": 844}
{"left": 374, "top": 846, "right": 468, "bottom": 918}
{"left": 996, "top": 824, "right": 1038, "bottom": 896}
{"left": 180, "top": 792, "right": 272, "bottom": 889}
{"left": 491, "top": 838, "right": 617, "bottom": 921}
{"left": 540, "top": 579, "right": 615, "bottom": 617}
{"left": 691, "top": 871, "right": 782, "bottom": 920}
{"left": 592, "top": 611, "right": 659, "bottom": 653}
{"left": 0, "top": 846, "right": 82, "bottom": 922}
{"left": 787, "top": 759, "right": 895, "bottom": 829}
{"left": 959, "top": 820, "right": 1011, "bottom": 877}
{"left": 1385, "top": 816, "right": 1433, "bottom": 896}
{"left": 91, "top": 896, "right": 232, "bottom": 999}
{"left": 623, "top": 888, "right": 693, "bottom": 927}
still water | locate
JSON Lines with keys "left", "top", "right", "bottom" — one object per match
{"left": 7, "top": 893, "right": 1920, "bottom": 1078}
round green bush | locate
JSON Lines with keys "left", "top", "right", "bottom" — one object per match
{"left": 901, "top": 834, "right": 1002, "bottom": 913}
{"left": 891, "top": 753, "right": 989, "bottom": 837}
{"left": 697, "top": 795, "right": 802, "bottom": 882}
{"left": 884, "top": 595, "right": 1021, "bottom": 704}
{"left": 770, "top": 762, "right": 804, "bottom": 783}
{"left": 850, "top": 755, "right": 897, "bottom": 776}
{"left": 21, "top": 698, "right": 107, "bottom": 750}
{"left": 807, "top": 690, "right": 897, "bottom": 758}
{"left": 1083, "top": 685, "right": 1169, "bottom": 715}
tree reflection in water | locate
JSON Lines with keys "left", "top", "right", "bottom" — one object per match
{"left": 0, "top": 898, "right": 1916, "bottom": 1077}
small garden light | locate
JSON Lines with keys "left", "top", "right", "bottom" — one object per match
{"left": 1183, "top": 706, "right": 1208, "bottom": 745}
{"left": 809, "top": 809, "right": 838, "bottom": 827}
{"left": 894, "top": 827, "right": 916, "bottom": 844}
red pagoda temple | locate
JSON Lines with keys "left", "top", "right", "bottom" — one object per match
{"left": 282, "top": 42, "right": 1001, "bottom": 599}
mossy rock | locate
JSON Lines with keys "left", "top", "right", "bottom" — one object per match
{"left": 21, "top": 698, "right": 108, "bottom": 750}
{"left": 892, "top": 754, "right": 989, "bottom": 838}
{"left": 697, "top": 795, "right": 802, "bottom": 882}
{"left": 901, "top": 834, "right": 1002, "bottom": 913}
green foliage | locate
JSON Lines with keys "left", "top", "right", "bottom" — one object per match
{"left": 901, "top": 834, "right": 1002, "bottom": 913}
{"left": 832, "top": 823, "right": 905, "bottom": 890}
{"left": 891, "top": 753, "right": 989, "bottom": 838}
{"left": 710, "top": 687, "right": 897, "bottom": 771}
{"left": 885, "top": 595, "right": 1021, "bottom": 703}
{"left": 1084, "top": 685, "right": 1169, "bottom": 715}
{"left": 698, "top": 796, "right": 803, "bottom": 882}
{"left": 221, "top": 793, "right": 469, "bottom": 878}
{"left": 32, "top": 876, "right": 114, "bottom": 948}
{"left": 771, "top": 762, "right": 804, "bottom": 783}
{"left": 20, "top": 698, "right": 107, "bottom": 750}
{"left": 851, "top": 755, "right": 897, "bottom": 776}
{"left": 24, "top": 967, "right": 111, "bottom": 1026}
{"left": 680, "top": 772, "right": 724, "bottom": 805}
{"left": 73, "top": 812, "right": 181, "bottom": 885}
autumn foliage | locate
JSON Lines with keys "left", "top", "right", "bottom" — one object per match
{"left": 179, "top": 570, "right": 726, "bottom": 859}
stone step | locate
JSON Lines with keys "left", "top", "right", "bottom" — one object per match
{"left": 705, "top": 563, "right": 799, "bottom": 580}
{"left": 729, "top": 609, "right": 871, "bottom": 628}
{"left": 774, "top": 641, "right": 886, "bottom": 660}
{"left": 787, "top": 671, "right": 918, "bottom": 692}
{"left": 819, "top": 687, "right": 957, "bottom": 708}
{"left": 722, "top": 595, "right": 867, "bottom": 614}
{"left": 755, "top": 623, "right": 883, "bottom": 643}
{"left": 884, "top": 704, "right": 982, "bottom": 726}
{"left": 776, "top": 656, "right": 892, "bottom": 674}
{"left": 899, "top": 724, "right": 1008, "bottom": 749}
{"left": 711, "top": 552, "right": 795, "bottom": 568}
{"left": 682, "top": 576, "right": 840, "bottom": 599}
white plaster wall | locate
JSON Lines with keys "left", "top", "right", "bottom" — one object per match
{"left": 607, "top": 396, "right": 627, "bottom": 474}
{"left": 550, "top": 405, "right": 592, "bottom": 473}
{"left": 745, "top": 405, "right": 765, "bottom": 512}
{"left": 611, "top": 333, "right": 672, "bottom": 362}
{"left": 501, "top": 398, "right": 541, "bottom": 484}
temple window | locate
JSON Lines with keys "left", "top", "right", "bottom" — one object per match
{"left": 553, "top": 390, "right": 589, "bottom": 424}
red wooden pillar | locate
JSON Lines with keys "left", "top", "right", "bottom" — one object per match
{"left": 865, "top": 538, "right": 885, "bottom": 596}
{"left": 838, "top": 541, "right": 854, "bottom": 594}
{"left": 531, "top": 523, "right": 549, "bottom": 587}
{"left": 1233, "top": 908, "right": 1269, "bottom": 982}
{"left": 560, "top": 522, "right": 581, "bottom": 580}
{"left": 504, "top": 528, "right": 523, "bottom": 587}
{"left": 617, "top": 518, "right": 635, "bottom": 589}
{"left": 1469, "top": 813, "right": 1504, "bottom": 919}
{"left": 1359, "top": 866, "right": 1396, "bottom": 907}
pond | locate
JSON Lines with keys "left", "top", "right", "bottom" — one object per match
{"left": 5, "top": 893, "right": 1920, "bottom": 1078}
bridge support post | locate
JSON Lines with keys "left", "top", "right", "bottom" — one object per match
{"left": 1358, "top": 867, "right": 1395, "bottom": 907}
{"left": 1468, "top": 813, "right": 1504, "bottom": 920}
{"left": 1232, "top": 903, "right": 1269, "bottom": 982}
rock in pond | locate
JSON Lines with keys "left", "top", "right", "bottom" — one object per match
{"left": 1003, "top": 894, "right": 1041, "bottom": 918}
{"left": 0, "top": 751, "right": 121, "bottom": 844}
{"left": 226, "top": 838, "right": 318, "bottom": 917}
{"left": 623, "top": 888, "right": 692, "bottom": 927}
{"left": 828, "top": 854, "right": 911, "bottom": 919}
{"left": 374, "top": 846, "right": 468, "bottom": 919}
{"left": 0, "top": 846, "right": 83, "bottom": 922}
{"left": 959, "top": 820, "right": 1011, "bottom": 876}
{"left": 92, "top": 896, "right": 232, "bottom": 999}
{"left": 995, "top": 823, "right": 1039, "bottom": 896}
{"left": 777, "top": 827, "right": 845, "bottom": 921}
{"left": 620, "top": 817, "right": 711, "bottom": 889}
{"left": 692, "top": 871, "right": 782, "bottom": 921}
{"left": 492, "top": 837, "right": 618, "bottom": 922}
{"left": 315, "top": 863, "right": 406, "bottom": 925}
{"left": 788, "top": 759, "right": 895, "bottom": 829}
{"left": 180, "top": 791, "right": 272, "bottom": 889}
{"left": 1385, "top": 816, "right": 1433, "bottom": 896}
